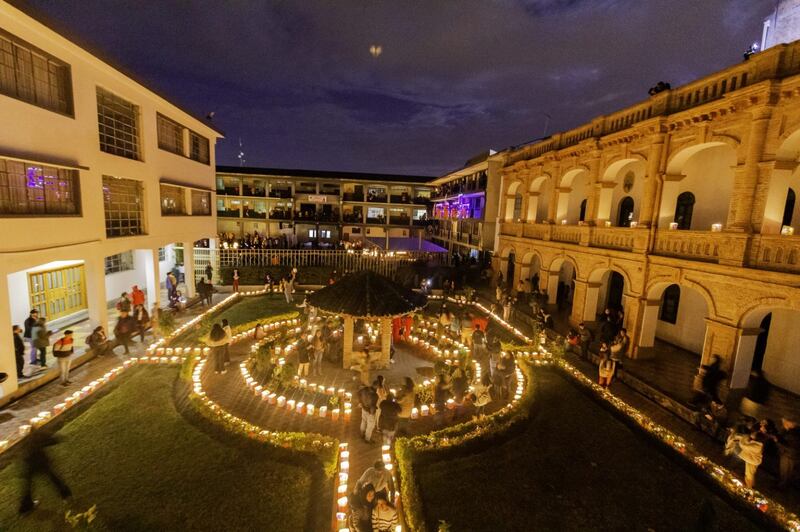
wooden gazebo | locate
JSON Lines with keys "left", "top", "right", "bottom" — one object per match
{"left": 307, "top": 270, "right": 427, "bottom": 368}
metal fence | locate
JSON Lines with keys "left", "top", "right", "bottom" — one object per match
{"left": 189, "top": 248, "right": 449, "bottom": 280}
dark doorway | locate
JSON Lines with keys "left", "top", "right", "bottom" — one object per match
{"left": 752, "top": 313, "right": 772, "bottom": 371}
{"left": 506, "top": 252, "right": 515, "bottom": 288}
{"left": 617, "top": 197, "right": 634, "bottom": 227}
{"left": 674, "top": 191, "right": 695, "bottom": 230}
{"left": 579, "top": 199, "right": 587, "bottom": 222}
{"left": 606, "top": 271, "right": 624, "bottom": 310}
{"left": 782, "top": 188, "right": 796, "bottom": 228}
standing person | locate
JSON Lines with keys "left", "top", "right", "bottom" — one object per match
{"left": 702, "top": 355, "right": 726, "bottom": 403}
{"left": 374, "top": 375, "right": 389, "bottom": 428}
{"left": 116, "top": 292, "right": 132, "bottom": 316}
{"left": 349, "top": 483, "right": 376, "bottom": 532}
{"left": 23, "top": 309, "right": 39, "bottom": 366}
{"left": 396, "top": 378, "right": 415, "bottom": 436}
{"left": 433, "top": 373, "right": 452, "bottom": 426}
{"left": 371, "top": 493, "right": 399, "bottom": 532}
{"left": 283, "top": 275, "right": 294, "bottom": 303}
{"left": 33, "top": 317, "right": 52, "bottom": 367}
{"left": 263, "top": 272, "right": 273, "bottom": 292}
{"left": 378, "top": 393, "right": 402, "bottom": 446}
{"left": 167, "top": 271, "right": 178, "bottom": 299}
{"left": 165, "top": 272, "right": 175, "bottom": 299}
{"left": 130, "top": 285, "right": 145, "bottom": 308}
{"left": 222, "top": 319, "right": 233, "bottom": 367}
{"left": 578, "top": 322, "right": 593, "bottom": 360}
{"left": 113, "top": 313, "right": 136, "bottom": 355}
{"left": 13, "top": 325, "right": 25, "bottom": 379}
{"left": 232, "top": 268, "right": 240, "bottom": 293}
{"left": 86, "top": 326, "right": 112, "bottom": 357}
{"left": 204, "top": 277, "right": 214, "bottom": 306}
{"left": 207, "top": 323, "right": 228, "bottom": 375}
{"left": 356, "top": 461, "right": 394, "bottom": 499}
{"left": 503, "top": 296, "right": 512, "bottom": 321}
{"left": 297, "top": 343, "right": 311, "bottom": 377}
{"left": 52, "top": 330, "right": 74, "bottom": 385}
{"left": 205, "top": 264, "right": 213, "bottom": 284}
{"left": 778, "top": 418, "right": 800, "bottom": 488}
{"left": 598, "top": 352, "right": 616, "bottom": 389}
{"left": 358, "top": 382, "right": 379, "bottom": 444}
{"left": 133, "top": 304, "right": 150, "bottom": 343}
{"left": 312, "top": 329, "right": 324, "bottom": 376}
{"left": 472, "top": 373, "right": 493, "bottom": 418}
{"left": 18, "top": 429, "right": 71, "bottom": 514}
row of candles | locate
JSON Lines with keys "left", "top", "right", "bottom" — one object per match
{"left": 334, "top": 442, "right": 351, "bottom": 528}
{"left": 240, "top": 362, "right": 353, "bottom": 421}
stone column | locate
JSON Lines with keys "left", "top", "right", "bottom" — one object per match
{"left": 380, "top": 318, "right": 392, "bottom": 368}
{"left": 584, "top": 156, "right": 602, "bottom": 223}
{"left": 729, "top": 107, "right": 772, "bottom": 231}
{"left": 570, "top": 279, "right": 588, "bottom": 325}
{"left": 636, "top": 299, "right": 662, "bottom": 350}
{"left": 621, "top": 293, "right": 642, "bottom": 357}
{"left": 729, "top": 327, "right": 762, "bottom": 389}
{"left": 183, "top": 245, "right": 196, "bottom": 298}
{"left": 638, "top": 133, "right": 666, "bottom": 228}
{"left": 343, "top": 316, "right": 354, "bottom": 369}
{"left": 0, "top": 273, "right": 18, "bottom": 397}
{"left": 701, "top": 318, "right": 739, "bottom": 371}
{"left": 581, "top": 281, "right": 602, "bottom": 322}
{"left": 144, "top": 248, "right": 161, "bottom": 309}
{"left": 84, "top": 252, "right": 109, "bottom": 330}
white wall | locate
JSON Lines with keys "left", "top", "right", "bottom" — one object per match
{"left": 565, "top": 173, "right": 591, "bottom": 224}
{"left": 655, "top": 287, "right": 707, "bottom": 354}
{"left": 762, "top": 309, "right": 800, "bottom": 394}
{"left": 609, "top": 163, "right": 645, "bottom": 225}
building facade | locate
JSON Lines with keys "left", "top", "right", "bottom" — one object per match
{"left": 428, "top": 151, "right": 504, "bottom": 261}
{"left": 0, "top": 3, "right": 222, "bottom": 400}
{"left": 495, "top": 40, "right": 800, "bottom": 395}
{"left": 215, "top": 166, "right": 435, "bottom": 249}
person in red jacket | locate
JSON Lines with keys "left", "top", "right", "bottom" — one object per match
{"left": 130, "top": 285, "right": 146, "bottom": 308}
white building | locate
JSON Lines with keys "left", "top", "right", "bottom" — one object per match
{"left": 761, "top": 0, "right": 800, "bottom": 51}
{"left": 0, "top": 2, "right": 222, "bottom": 402}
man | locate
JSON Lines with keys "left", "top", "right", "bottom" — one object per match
{"left": 356, "top": 460, "right": 394, "bottom": 499}
{"left": 205, "top": 264, "right": 213, "bottom": 283}
{"left": 113, "top": 314, "right": 136, "bottom": 355}
{"left": 52, "top": 330, "right": 74, "bottom": 385}
{"left": 130, "top": 285, "right": 145, "bottom": 308}
{"left": 578, "top": 322, "right": 593, "bottom": 360}
{"left": 358, "top": 382, "right": 379, "bottom": 444}
{"left": 23, "top": 309, "right": 39, "bottom": 366}
{"left": 378, "top": 393, "right": 402, "bottom": 446}
{"left": 116, "top": 292, "right": 132, "bottom": 317}
{"left": 13, "top": 325, "right": 25, "bottom": 379}
{"left": 86, "top": 326, "right": 112, "bottom": 357}
{"left": 778, "top": 418, "right": 800, "bottom": 488}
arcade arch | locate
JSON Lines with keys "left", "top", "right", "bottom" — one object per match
{"left": 583, "top": 267, "right": 626, "bottom": 323}
{"left": 639, "top": 282, "right": 710, "bottom": 356}
{"left": 526, "top": 176, "right": 551, "bottom": 223}
{"left": 598, "top": 159, "right": 645, "bottom": 226}
{"left": 546, "top": 257, "right": 577, "bottom": 311}
{"left": 556, "top": 168, "right": 590, "bottom": 224}
{"left": 762, "top": 129, "right": 800, "bottom": 234}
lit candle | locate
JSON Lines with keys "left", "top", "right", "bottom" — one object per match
{"left": 332, "top": 408, "right": 340, "bottom": 421}
{"left": 287, "top": 399, "right": 296, "bottom": 411}
{"left": 420, "top": 405, "right": 429, "bottom": 417}
{"left": 411, "top": 407, "right": 419, "bottom": 419}
{"left": 319, "top": 406, "right": 328, "bottom": 418}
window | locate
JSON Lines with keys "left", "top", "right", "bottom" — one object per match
{"left": 659, "top": 284, "right": 680, "bottom": 324}
{"left": 157, "top": 113, "right": 184, "bottom": 155}
{"left": 0, "top": 158, "right": 80, "bottom": 215}
{"left": 103, "top": 176, "right": 144, "bottom": 237}
{"left": 158, "top": 247, "right": 166, "bottom": 261}
{"left": 617, "top": 197, "right": 634, "bottom": 227}
{"left": 674, "top": 191, "right": 695, "bottom": 230}
{"left": 513, "top": 194, "right": 523, "bottom": 220}
{"left": 97, "top": 87, "right": 140, "bottom": 160}
{"left": 160, "top": 184, "right": 186, "bottom": 215}
{"left": 189, "top": 131, "right": 210, "bottom": 164}
{"left": 104, "top": 251, "right": 135, "bottom": 274}
{"left": 782, "top": 188, "right": 796, "bottom": 228}
{"left": 191, "top": 190, "right": 211, "bottom": 215}
{"left": 579, "top": 198, "right": 587, "bottom": 222}
{"left": 367, "top": 206, "right": 385, "bottom": 223}
{"left": 0, "top": 29, "right": 73, "bottom": 115}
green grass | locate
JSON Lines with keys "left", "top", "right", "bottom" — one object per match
{"left": 0, "top": 367, "right": 315, "bottom": 531}
{"left": 414, "top": 370, "right": 761, "bottom": 532}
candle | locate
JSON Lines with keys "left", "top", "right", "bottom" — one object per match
{"left": 306, "top": 405, "right": 315, "bottom": 416}
{"left": 420, "top": 405, "right": 429, "bottom": 417}
{"left": 287, "top": 399, "right": 296, "bottom": 411}
{"left": 296, "top": 401, "right": 305, "bottom": 414}
{"left": 411, "top": 407, "right": 419, "bottom": 419}
{"left": 332, "top": 408, "right": 340, "bottom": 421}
{"left": 344, "top": 408, "right": 352, "bottom": 422}
{"left": 319, "top": 406, "right": 327, "bottom": 418}
{"left": 277, "top": 396, "right": 286, "bottom": 407}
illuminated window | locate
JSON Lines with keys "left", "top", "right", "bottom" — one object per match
{"left": 157, "top": 113, "right": 184, "bottom": 155}
{"left": 0, "top": 158, "right": 80, "bottom": 215}
{"left": 97, "top": 88, "right": 140, "bottom": 160}
{"left": 105, "top": 251, "right": 134, "bottom": 274}
{"left": 103, "top": 176, "right": 144, "bottom": 237}
{"left": 191, "top": 190, "right": 211, "bottom": 215}
{"left": 160, "top": 184, "right": 185, "bottom": 215}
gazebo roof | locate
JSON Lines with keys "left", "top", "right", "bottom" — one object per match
{"left": 308, "top": 270, "right": 427, "bottom": 318}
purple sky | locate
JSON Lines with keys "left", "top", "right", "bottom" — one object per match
{"left": 25, "top": 0, "right": 774, "bottom": 175}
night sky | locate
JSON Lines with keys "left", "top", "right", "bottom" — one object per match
{"left": 25, "top": 0, "right": 775, "bottom": 176}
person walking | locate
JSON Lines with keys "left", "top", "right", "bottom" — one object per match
{"left": 13, "top": 325, "right": 25, "bottom": 379}
{"left": 283, "top": 275, "right": 294, "bottom": 303}
{"left": 130, "top": 285, "right": 145, "bottom": 308}
{"left": 86, "top": 326, "right": 112, "bottom": 357}
{"left": 378, "top": 393, "right": 402, "bottom": 447}
{"left": 23, "top": 309, "right": 39, "bottom": 366}
{"left": 232, "top": 268, "right": 240, "bottom": 293}
{"left": 18, "top": 429, "right": 71, "bottom": 514}
{"left": 113, "top": 313, "right": 136, "bottom": 355}
{"left": 297, "top": 343, "right": 311, "bottom": 377}
{"left": 472, "top": 372, "right": 493, "bottom": 418}
{"left": 371, "top": 493, "right": 399, "bottom": 532}
{"left": 32, "top": 317, "right": 52, "bottom": 367}
{"left": 312, "top": 329, "right": 324, "bottom": 376}
{"left": 52, "top": 330, "right": 74, "bottom": 385}
{"left": 578, "top": 322, "right": 593, "bottom": 360}
{"left": 598, "top": 352, "right": 616, "bottom": 389}
{"left": 221, "top": 318, "right": 233, "bottom": 367}
{"left": 358, "top": 383, "right": 379, "bottom": 444}
{"left": 133, "top": 304, "right": 150, "bottom": 343}
{"left": 207, "top": 323, "right": 228, "bottom": 375}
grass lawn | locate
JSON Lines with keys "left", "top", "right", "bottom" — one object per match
{"left": 0, "top": 367, "right": 316, "bottom": 531}
{"left": 415, "top": 370, "right": 761, "bottom": 531}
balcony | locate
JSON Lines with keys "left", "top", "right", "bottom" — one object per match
{"left": 749, "top": 234, "right": 800, "bottom": 274}
{"left": 500, "top": 222, "right": 522, "bottom": 238}
{"left": 217, "top": 187, "right": 239, "bottom": 196}
{"left": 343, "top": 213, "right": 363, "bottom": 223}
{"left": 243, "top": 210, "right": 267, "bottom": 219}
{"left": 217, "top": 208, "right": 240, "bottom": 218}
{"left": 589, "top": 226, "right": 646, "bottom": 252}
{"left": 242, "top": 186, "right": 266, "bottom": 197}
{"left": 550, "top": 225, "right": 585, "bottom": 245}
{"left": 653, "top": 229, "right": 748, "bottom": 265}
{"left": 343, "top": 192, "right": 364, "bottom": 201}
{"left": 390, "top": 194, "right": 412, "bottom": 204}
{"left": 413, "top": 196, "right": 430, "bottom": 205}
{"left": 269, "top": 189, "right": 293, "bottom": 199}
{"left": 269, "top": 210, "right": 292, "bottom": 220}
{"left": 366, "top": 215, "right": 386, "bottom": 224}
{"left": 523, "top": 223, "right": 550, "bottom": 240}
{"left": 389, "top": 215, "right": 411, "bottom": 225}
{"left": 367, "top": 194, "right": 388, "bottom": 203}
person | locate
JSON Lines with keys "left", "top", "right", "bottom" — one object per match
{"left": 694, "top": 399, "right": 728, "bottom": 440}
{"left": 130, "top": 285, "right": 145, "bottom": 308}
{"left": 349, "top": 483, "right": 376, "bottom": 532}
{"left": 378, "top": 393, "right": 402, "bottom": 446}
{"left": 702, "top": 355, "right": 725, "bottom": 403}
{"left": 86, "top": 326, "right": 113, "bottom": 357}
{"left": 502, "top": 296, "right": 512, "bottom": 321}
{"left": 23, "top": 309, "right": 39, "bottom": 366}
{"left": 253, "top": 323, "right": 266, "bottom": 340}
{"left": 610, "top": 328, "right": 629, "bottom": 358}
{"left": 167, "top": 271, "right": 178, "bottom": 298}
{"left": 371, "top": 492, "right": 399, "bottom": 532}
{"left": 52, "top": 330, "right": 74, "bottom": 385}
{"left": 356, "top": 460, "right": 394, "bottom": 499}
{"left": 598, "top": 352, "right": 616, "bottom": 389}
{"left": 434, "top": 373, "right": 452, "bottom": 426}
{"left": 297, "top": 343, "right": 311, "bottom": 377}
{"left": 203, "top": 276, "right": 214, "bottom": 306}
{"left": 578, "top": 322, "right": 593, "bottom": 360}
{"left": 32, "top": 317, "right": 52, "bottom": 367}
{"left": 599, "top": 308, "right": 616, "bottom": 344}
{"left": 222, "top": 318, "right": 233, "bottom": 367}
{"left": 18, "top": 429, "right": 71, "bottom": 514}
{"left": 149, "top": 305, "right": 161, "bottom": 339}
{"left": 472, "top": 372, "right": 493, "bottom": 418}
{"left": 169, "top": 290, "right": 185, "bottom": 311}
{"left": 165, "top": 272, "right": 175, "bottom": 299}
{"left": 374, "top": 375, "right": 389, "bottom": 427}
{"left": 358, "top": 383, "right": 379, "bottom": 444}
{"left": 516, "top": 278, "right": 526, "bottom": 305}
{"left": 232, "top": 268, "right": 240, "bottom": 293}
{"left": 778, "top": 418, "right": 800, "bottom": 488}
{"left": 741, "top": 369, "right": 770, "bottom": 418}
{"left": 564, "top": 329, "right": 580, "bottom": 355}
{"left": 13, "top": 325, "right": 25, "bottom": 379}
{"left": 283, "top": 275, "right": 294, "bottom": 303}
{"left": 312, "top": 329, "right": 324, "bottom": 376}
{"left": 396, "top": 378, "right": 415, "bottom": 436}
{"left": 113, "top": 313, "right": 137, "bottom": 355}
{"left": 133, "top": 304, "right": 150, "bottom": 342}
{"left": 207, "top": 323, "right": 228, "bottom": 374}
{"left": 727, "top": 429, "right": 764, "bottom": 489}
{"left": 264, "top": 272, "right": 274, "bottom": 292}
{"left": 116, "top": 292, "right": 132, "bottom": 316}
{"left": 205, "top": 264, "right": 213, "bottom": 283}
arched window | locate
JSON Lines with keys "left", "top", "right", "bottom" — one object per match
{"left": 512, "top": 194, "right": 523, "bottom": 220}
{"left": 617, "top": 196, "right": 634, "bottom": 227}
{"left": 674, "top": 192, "right": 695, "bottom": 230}
{"left": 782, "top": 188, "right": 796, "bottom": 228}
{"left": 579, "top": 199, "right": 587, "bottom": 222}
{"left": 659, "top": 284, "right": 680, "bottom": 324}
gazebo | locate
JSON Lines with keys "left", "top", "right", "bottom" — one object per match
{"left": 307, "top": 270, "right": 427, "bottom": 368}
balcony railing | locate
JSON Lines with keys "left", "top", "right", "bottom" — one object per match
{"left": 522, "top": 223, "right": 549, "bottom": 240}
{"left": 269, "top": 210, "right": 292, "bottom": 220}
{"left": 217, "top": 208, "right": 241, "bottom": 218}
{"left": 269, "top": 190, "right": 293, "bottom": 199}
{"left": 243, "top": 210, "right": 267, "bottom": 219}
{"left": 551, "top": 225, "right": 583, "bottom": 245}
{"left": 653, "top": 230, "right": 748, "bottom": 265}
{"left": 749, "top": 234, "right": 800, "bottom": 274}
{"left": 500, "top": 222, "right": 522, "bottom": 238}
{"left": 589, "top": 226, "right": 639, "bottom": 251}
{"left": 343, "top": 192, "right": 364, "bottom": 201}
{"left": 343, "top": 213, "right": 363, "bottom": 223}
{"left": 389, "top": 215, "right": 411, "bottom": 225}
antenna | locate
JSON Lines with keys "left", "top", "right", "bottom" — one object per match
{"left": 542, "top": 113, "right": 552, "bottom": 138}
{"left": 237, "top": 137, "right": 246, "bottom": 167}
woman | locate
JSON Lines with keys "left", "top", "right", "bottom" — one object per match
{"left": 133, "top": 304, "right": 150, "bottom": 342}
{"left": 33, "top": 317, "right": 52, "bottom": 367}
{"left": 232, "top": 268, "right": 240, "bottom": 293}
{"left": 206, "top": 323, "right": 228, "bottom": 375}
{"left": 374, "top": 374, "right": 389, "bottom": 427}
{"left": 371, "top": 492, "right": 399, "bottom": 532}
{"left": 86, "top": 326, "right": 112, "bottom": 357}
{"left": 349, "top": 483, "right": 375, "bottom": 532}
{"left": 312, "top": 329, "right": 324, "bottom": 376}
{"left": 598, "top": 352, "right": 616, "bottom": 389}
{"left": 472, "top": 372, "right": 493, "bottom": 418}
{"left": 433, "top": 373, "right": 452, "bottom": 426}
{"left": 222, "top": 318, "right": 233, "bottom": 366}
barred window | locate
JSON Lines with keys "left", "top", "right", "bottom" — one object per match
{"left": 104, "top": 251, "right": 134, "bottom": 274}
{"left": 189, "top": 131, "right": 210, "bottom": 164}
{"left": 103, "top": 176, "right": 144, "bottom": 237}
{"left": 160, "top": 184, "right": 186, "bottom": 215}
{"left": 191, "top": 190, "right": 211, "bottom": 215}
{"left": 158, "top": 247, "right": 166, "bottom": 261}
{"left": 0, "top": 29, "right": 73, "bottom": 115}
{"left": 0, "top": 158, "right": 80, "bottom": 215}
{"left": 157, "top": 113, "right": 184, "bottom": 155}
{"left": 97, "top": 88, "right": 140, "bottom": 160}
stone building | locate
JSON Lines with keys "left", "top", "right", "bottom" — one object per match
{"left": 762, "top": 0, "right": 800, "bottom": 51}
{"left": 495, "top": 40, "right": 800, "bottom": 395}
